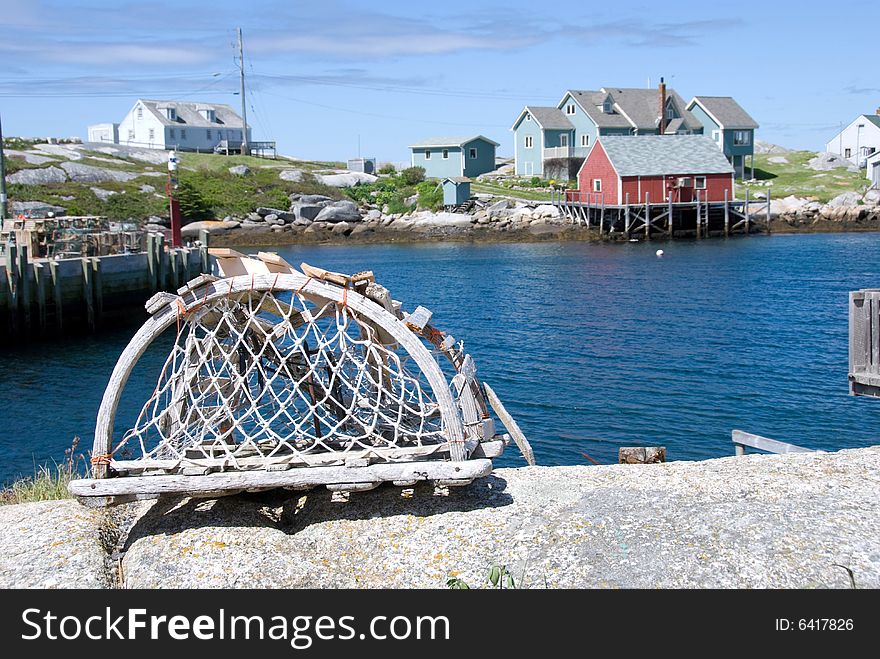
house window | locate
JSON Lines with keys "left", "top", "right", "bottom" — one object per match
{"left": 734, "top": 130, "right": 751, "bottom": 146}
{"left": 560, "top": 134, "right": 569, "bottom": 147}
{"left": 137, "top": 106, "right": 143, "bottom": 119}
{"left": 218, "top": 130, "right": 223, "bottom": 140}
{"left": 695, "top": 176, "right": 707, "bottom": 190}
{"left": 148, "top": 128, "right": 154, "bottom": 141}
{"left": 469, "top": 147, "right": 477, "bottom": 159}
{"left": 167, "top": 108, "right": 176, "bottom": 121}
{"left": 666, "top": 107, "right": 675, "bottom": 120}
{"left": 524, "top": 136, "right": 534, "bottom": 149}
{"left": 425, "top": 150, "right": 431, "bottom": 160}
{"left": 712, "top": 130, "right": 721, "bottom": 144}
{"left": 581, "top": 135, "right": 589, "bottom": 147}
{"left": 127, "top": 129, "right": 134, "bottom": 141}
{"left": 566, "top": 104, "right": 575, "bottom": 115}
{"left": 181, "top": 129, "right": 187, "bottom": 140}
{"left": 593, "top": 179, "right": 602, "bottom": 192}
{"left": 525, "top": 113, "right": 531, "bottom": 121}
{"left": 603, "top": 101, "right": 613, "bottom": 113}
{"left": 169, "top": 128, "right": 176, "bottom": 139}
{"left": 207, "top": 129, "right": 212, "bottom": 140}
{"left": 442, "top": 149, "right": 449, "bottom": 159}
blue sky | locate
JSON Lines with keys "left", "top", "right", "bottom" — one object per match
{"left": 0, "top": 0, "right": 877, "bottom": 161}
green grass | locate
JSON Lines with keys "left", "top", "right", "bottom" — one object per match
{"left": 743, "top": 151, "right": 870, "bottom": 203}
{"left": 471, "top": 181, "right": 552, "bottom": 202}
{"left": 0, "top": 438, "right": 84, "bottom": 506}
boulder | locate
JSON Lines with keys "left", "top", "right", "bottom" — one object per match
{"left": 365, "top": 209, "right": 382, "bottom": 222}
{"left": 5, "top": 149, "right": 55, "bottom": 165}
{"left": 246, "top": 212, "right": 264, "bottom": 222}
{"left": 298, "top": 194, "right": 333, "bottom": 205}
{"left": 279, "top": 169, "right": 303, "bottom": 182}
{"left": 10, "top": 200, "right": 66, "bottom": 216}
{"left": 827, "top": 191, "right": 863, "bottom": 208}
{"left": 61, "top": 161, "right": 139, "bottom": 183}
{"left": 863, "top": 189, "right": 880, "bottom": 206}
{"left": 314, "top": 200, "right": 362, "bottom": 224}
{"left": 767, "top": 156, "right": 789, "bottom": 164}
{"left": 140, "top": 184, "right": 156, "bottom": 193}
{"left": 532, "top": 204, "right": 561, "bottom": 219}
{"left": 330, "top": 221, "right": 352, "bottom": 235}
{"left": 32, "top": 143, "right": 84, "bottom": 160}
{"left": 315, "top": 171, "right": 378, "bottom": 187}
{"left": 264, "top": 213, "right": 280, "bottom": 224}
{"left": 255, "top": 206, "right": 287, "bottom": 217}
{"left": 229, "top": 165, "right": 251, "bottom": 176}
{"left": 7, "top": 166, "right": 67, "bottom": 185}
{"left": 487, "top": 199, "right": 511, "bottom": 216}
{"left": 293, "top": 204, "right": 324, "bottom": 222}
{"left": 807, "top": 152, "right": 858, "bottom": 173}
{"left": 754, "top": 140, "right": 790, "bottom": 154}
{"left": 181, "top": 220, "right": 240, "bottom": 237}
{"left": 90, "top": 187, "right": 117, "bottom": 201}
{"left": 410, "top": 211, "right": 474, "bottom": 228}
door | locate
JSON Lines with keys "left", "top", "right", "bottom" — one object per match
{"left": 525, "top": 162, "right": 534, "bottom": 176}
{"left": 559, "top": 134, "right": 569, "bottom": 148}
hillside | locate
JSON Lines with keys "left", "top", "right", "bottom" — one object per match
{"left": 744, "top": 150, "right": 871, "bottom": 203}
{"left": 2, "top": 140, "right": 347, "bottom": 221}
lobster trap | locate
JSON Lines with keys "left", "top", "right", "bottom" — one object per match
{"left": 70, "top": 252, "right": 533, "bottom": 505}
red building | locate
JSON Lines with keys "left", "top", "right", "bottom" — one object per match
{"left": 571, "top": 135, "right": 736, "bottom": 205}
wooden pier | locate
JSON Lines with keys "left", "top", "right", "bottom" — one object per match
{"left": 0, "top": 230, "right": 211, "bottom": 338}
{"left": 550, "top": 189, "right": 771, "bottom": 239}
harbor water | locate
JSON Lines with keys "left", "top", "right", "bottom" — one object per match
{"left": 2, "top": 233, "right": 879, "bottom": 485}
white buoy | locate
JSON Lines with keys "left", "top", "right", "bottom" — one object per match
{"left": 656, "top": 249, "right": 664, "bottom": 257}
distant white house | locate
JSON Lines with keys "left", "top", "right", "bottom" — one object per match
{"left": 825, "top": 112, "right": 880, "bottom": 167}
{"left": 867, "top": 150, "right": 880, "bottom": 188}
{"left": 89, "top": 99, "right": 251, "bottom": 152}
{"left": 87, "top": 122, "right": 119, "bottom": 144}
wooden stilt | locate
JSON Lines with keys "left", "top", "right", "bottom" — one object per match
{"left": 33, "top": 262, "right": 47, "bottom": 335}
{"left": 50, "top": 259, "right": 63, "bottom": 333}
{"left": 81, "top": 257, "right": 95, "bottom": 331}
{"left": 147, "top": 233, "right": 157, "bottom": 293}
{"left": 744, "top": 188, "right": 751, "bottom": 235}
{"left": 766, "top": 188, "right": 772, "bottom": 234}
{"left": 624, "top": 193, "right": 630, "bottom": 237}
{"left": 645, "top": 192, "right": 650, "bottom": 240}
{"left": 695, "top": 191, "right": 702, "bottom": 239}
{"left": 668, "top": 196, "right": 673, "bottom": 238}
{"left": 724, "top": 189, "right": 730, "bottom": 237}
{"left": 157, "top": 233, "right": 167, "bottom": 291}
{"left": 600, "top": 194, "right": 605, "bottom": 236}
{"left": 5, "top": 241, "right": 18, "bottom": 335}
{"left": 17, "top": 244, "right": 31, "bottom": 332}
{"left": 92, "top": 257, "right": 103, "bottom": 329}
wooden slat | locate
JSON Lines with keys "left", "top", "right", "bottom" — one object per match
{"left": 483, "top": 381, "right": 535, "bottom": 466}
{"left": 731, "top": 430, "right": 815, "bottom": 456}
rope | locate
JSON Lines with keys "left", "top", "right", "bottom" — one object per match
{"left": 90, "top": 453, "right": 112, "bottom": 466}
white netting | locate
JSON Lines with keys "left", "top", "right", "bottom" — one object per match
{"left": 113, "top": 287, "right": 449, "bottom": 470}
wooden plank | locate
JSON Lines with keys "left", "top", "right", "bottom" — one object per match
{"left": 81, "top": 256, "right": 94, "bottom": 332}
{"left": 91, "top": 257, "right": 103, "bottom": 328}
{"left": 619, "top": 447, "right": 666, "bottom": 464}
{"left": 644, "top": 192, "right": 651, "bottom": 240}
{"left": 199, "top": 229, "right": 210, "bottom": 274}
{"left": 731, "top": 429, "right": 815, "bottom": 455}
{"left": 69, "top": 458, "right": 494, "bottom": 499}
{"left": 49, "top": 259, "right": 62, "bottom": 332}
{"left": 147, "top": 233, "right": 157, "bottom": 293}
{"left": 33, "top": 262, "right": 47, "bottom": 334}
{"left": 177, "top": 273, "right": 219, "bottom": 296}
{"left": 300, "top": 261, "right": 349, "bottom": 286}
{"left": 483, "top": 381, "right": 535, "bottom": 466}
{"left": 145, "top": 291, "right": 178, "bottom": 315}
{"left": 724, "top": 189, "right": 730, "bottom": 237}
{"left": 17, "top": 244, "right": 31, "bottom": 332}
{"left": 404, "top": 305, "right": 432, "bottom": 332}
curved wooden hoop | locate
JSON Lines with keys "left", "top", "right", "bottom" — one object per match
{"left": 92, "top": 273, "right": 467, "bottom": 478}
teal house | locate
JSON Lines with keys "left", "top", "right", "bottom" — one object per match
{"left": 686, "top": 97, "right": 759, "bottom": 179}
{"left": 441, "top": 177, "right": 471, "bottom": 206}
{"left": 512, "top": 82, "right": 702, "bottom": 179}
{"left": 408, "top": 135, "right": 499, "bottom": 179}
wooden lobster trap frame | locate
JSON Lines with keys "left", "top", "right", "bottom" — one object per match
{"left": 70, "top": 252, "right": 533, "bottom": 505}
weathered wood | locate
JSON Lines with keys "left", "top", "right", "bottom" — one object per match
{"left": 91, "top": 257, "right": 103, "bottom": 328}
{"left": 144, "top": 291, "right": 178, "bottom": 314}
{"left": 33, "top": 262, "right": 47, "bottom": 334}
{"left": 404, "top": 305, "right": 432, "bottom": 332}
{"left": 624, "top": 193, "right": 630, "bottom": 236}
{"left": 731, "top": 430, "right": 815, "bottom": 456}
{"left": 49, "top": 259, "right": 62, "bottom": 332}
{"left": 483, "top": 381, "right": 535, "bottom": 466}
{"left": 618, "top": 446, "right": 666, "bottom": 464}
{"left": 147, "top": 233, "right": 157, "bottom": 293}
{"left": 17, "top": 244, "right": 30, "bottom": 331}
{"left": 70, "top": 458, "right": 493, "bottom": 499}
{"left": 81, "top": 256, "right": 95, "bottom": 331}
{"left": 724, "top": 189, "right": 730, "bottom": 237}
{"left": 91, "top": 272, "right": 470, "bottom": 478}
{"left": 199, "top": 229, "right": 210, "bottom": 274}
{"left": 668, "top": 196, "right": 673, "bottom": 237}
{"left": 644, "top": 192, "right": 651, "bottom": 240}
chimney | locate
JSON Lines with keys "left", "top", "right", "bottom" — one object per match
{"left": 876, "top": 107, "right": 880, "bottom": 116}
{"left": 659, "top": 77, "right": 667, "bottom": 134}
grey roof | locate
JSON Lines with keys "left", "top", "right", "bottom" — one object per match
{"left": 596, "top": 135, "right": 735, "bottom": 177}
{"left": 409, "top": 135, "right": 500, "bottom": 148}
{"left": 689, "top": 96, "right": 759, "bottom": 129}
{"left": 138, "top": 99, "right": 246, "bottom": 128}
{"left": 564, "top": 90, "right": 632, "bottom": 129}
{"left": 563, "top": 87, "right": 702, "bottom": 132}
{"left": 864, "top": 115, "right": 880, "bottom": 129}
{"left": 443, "top": 176, "right": 471, "bottom": 183}
{"left": 513, "top": 106, "right": 573, "bottom": 130}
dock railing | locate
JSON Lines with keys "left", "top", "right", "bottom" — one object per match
{"left": 731, "top": 430, "right": 815, "bottom": 456}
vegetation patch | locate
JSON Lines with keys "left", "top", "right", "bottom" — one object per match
{"left": 743, "top": 151, "right": 870, "bottom": 203}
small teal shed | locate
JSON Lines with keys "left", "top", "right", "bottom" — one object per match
{"left": 441, "top": 177, "right": 471, "bottom": 206}
{"left": 409, "top": 135, "right": 499, "bottom": 179}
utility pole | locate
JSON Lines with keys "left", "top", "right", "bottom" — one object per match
{"left": 0, "top": 111, "right": 8, "bottom": 220}
{"left": 237, "top": 27, "right": 249, "bottom": 156}
{"left": 167, "top": 151, "right": 182, "bottom": 248}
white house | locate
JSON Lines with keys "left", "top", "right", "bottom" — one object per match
{"left": 98, "top": 99, "right": 251, "bottom": 152}
{"left": 825, "top": 112, "right": 880, "bottom": 167}
{"left": 87, "top": 122, "right": 119, "bottom": 144}
{"left": 867, "top": 151, "right": 880, "bottom": 188}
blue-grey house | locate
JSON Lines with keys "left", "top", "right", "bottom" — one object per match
{"left": 441, "top": 177, "right": 471, "bottom": 206}
{"left": 686, "top": 97, "right": 759, "bottom": 179}
{"left": 512, "top": 83, "right": 702, "bottom": 179}
{"left": 408, "top": 135, "right": 499, "bottom": 179}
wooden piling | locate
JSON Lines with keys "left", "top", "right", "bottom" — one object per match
{"left": 147, "top": 233, "right": 157, "bottom": 293}
{"left": 4, "top": 240, "right": 18, "bottom": 335}
{"left": 17, "top": 244, "right": 31, "bottom": 332}
{"left": 91, "top": 257, "right": 103, "bottom": 328}
{"left": 49, "top": 259, "right": 63, "bottom": 332}
{"left": 624, "top": 194, "right": 630, "bottom": 237}
{"left": 695, "top": 191, "right": 701, "bottom": 239}
{"left": 156, "top": 232, "right": 167, "bottom": 291}
{"left": 744, "top": 188, "right": 751, "bottom": 235}
{"left": 724, "top": 189, "right": 730, "bottom": 237}
{"left": 599, "top": 195, "right": 605, "bottom": 236}
{"left": 33, "top": 262, "right": 47, "bottom": 335}
{"left": 766, "top": 188, "right": 772, "bottom": 234}
{"left": 81, "top": 257, "right": 95, "bottom": 332}
{"left": 667, "top": 196, "right": 673, "bottom": 238}
{"left": 644, "top": 192, "right": 650, "bottom": 240}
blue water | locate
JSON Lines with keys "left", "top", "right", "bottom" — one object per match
{"left": 2, "top": 233, "right": 880, "bottom": 484}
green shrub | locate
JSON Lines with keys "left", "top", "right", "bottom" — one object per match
{"left": 176, "top": 179, "right": 212, "bottom": 221}
{"left": 530, "top": 176, "right": 542, "bottom": 186}
{"left": 416, "top": 180, "right": 443, "bottom": 210}
{"left": 399, "top": 166, "right": 426, "bottom": 185}
{"left": 378, "top": 163, "right": 397, "bottom": 175}
{"left": 385, "top": 196, "right": 413, "bottom": 214}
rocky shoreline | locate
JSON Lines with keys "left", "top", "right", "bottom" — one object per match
{"left": 165, "top": 189, "right": 880, "bottom": 248}
{"left": 1, "top": 447, "right": 877, "bottom": 588}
